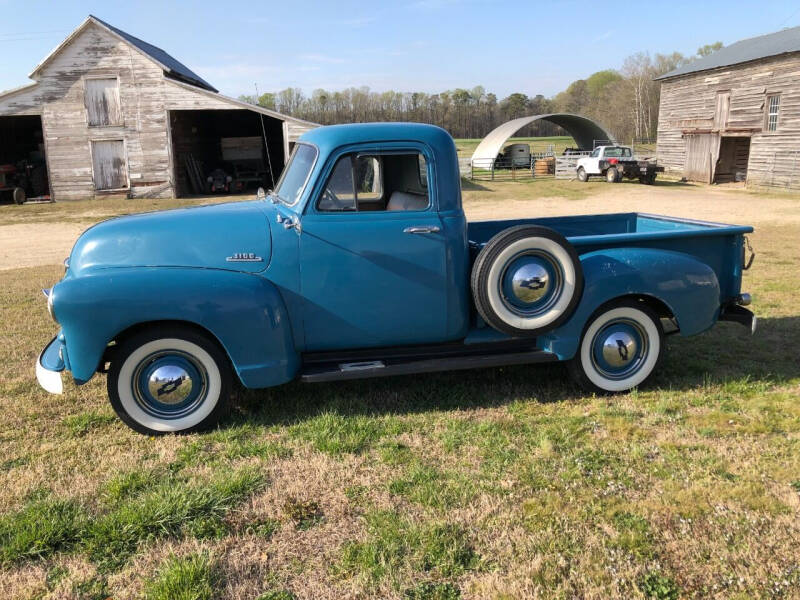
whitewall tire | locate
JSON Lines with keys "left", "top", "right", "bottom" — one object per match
{"left": 108, "top": 326, "right": 232, "bottom": 435}
{"left": 471, "top": 225, "right": 584, "bottom": 337}
{"left": 568, "top": 300, "right": 664, "bottom": 394}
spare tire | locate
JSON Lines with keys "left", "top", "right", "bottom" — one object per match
{"left": 471, "top": 225, "right": 583, "bottom": 337}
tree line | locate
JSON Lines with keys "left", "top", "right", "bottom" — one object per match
{"left": 239, "top": 43, "right": 722, "bottom": 143}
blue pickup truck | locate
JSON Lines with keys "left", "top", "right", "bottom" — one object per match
{"left": 37, "top": 123, "right": 756, "bottom": 435}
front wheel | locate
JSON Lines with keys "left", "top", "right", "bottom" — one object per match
{"left": 577, "top": 167, "right": 588, "bottom": 182}
{"left": 568, "top": 300, "right": 664, "bottom": 394}
{"left": 108, "top": 326, "right": 233, "bottom": 435}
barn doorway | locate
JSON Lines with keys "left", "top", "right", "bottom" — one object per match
{"left": 169, "top": 109, "right": 285, "bottom": 197}
{"left": 715, "top": 137, "right": 750, "bottom": 184}
{"left": 0, "top": 115, "right": 50, "bottom": 203}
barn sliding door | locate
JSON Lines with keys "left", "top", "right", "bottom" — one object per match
{"left": 91, "top": 140, "right": 128, "bottom": 190}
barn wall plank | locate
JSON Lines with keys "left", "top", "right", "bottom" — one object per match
{"left": 657, "top": 52, "right": 800, "bottom": 188}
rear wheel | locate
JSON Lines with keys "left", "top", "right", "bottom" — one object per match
{"left": 606, "top": 167, "right": 619, "bottom": 183}
{"left": 577, "top": 167, "right": 588, "bottom": 182}
{"left": 108, "top": 326, "right": 232, "bottom": 435}
{"left": 568, "top": 300, "right": 664, "bottom": 394}
{"left": 12, "top": 187, "right": 25, "bottom": 204}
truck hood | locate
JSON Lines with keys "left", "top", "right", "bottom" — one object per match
{"left": 68, "top": 200, "right": 271, "bottom": 276}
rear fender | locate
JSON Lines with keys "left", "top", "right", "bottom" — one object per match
{"left": 541, "top": 247, "right": 720, "bottom": 359}
{"left": 53, "top": 268, "right": 298, "bottom": 388}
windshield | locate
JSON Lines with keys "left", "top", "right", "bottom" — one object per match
{"left": 274, "top": 143, "right": 317, "bottom": 206}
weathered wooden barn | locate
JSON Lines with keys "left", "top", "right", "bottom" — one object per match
{"left": 0, "top": 15, "right": 316, "bottom": 201}
{"left": 656, "top": 26, "right": 800, "bottom": 188}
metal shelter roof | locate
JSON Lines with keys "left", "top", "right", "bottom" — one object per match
{"left": 656, "top": 26, "right": 800, "bottom": 81}
{"left": 470, "top": 114, "right": 614, "bottom": 162}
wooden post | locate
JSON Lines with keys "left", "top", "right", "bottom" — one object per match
{"left": 708, "top": 152, "right": 713, "bottom": 185}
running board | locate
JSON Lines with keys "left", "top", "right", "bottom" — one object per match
{"left": 300, "top": 349, "right": 558, "bottom": 383}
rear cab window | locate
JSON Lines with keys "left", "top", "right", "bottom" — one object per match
{"left": 605, "top": 147, "right": 632, "bottom": 158}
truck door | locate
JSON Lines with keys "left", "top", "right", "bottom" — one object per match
{"left": 299, "top": 148, "right": 451, "bottom": 351}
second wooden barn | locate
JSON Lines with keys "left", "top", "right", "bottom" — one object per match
{"left": 656, "top": 26, "right": 800, "bottom": 189}
{"left": 0, "top": 15, "right": 317, "bottom": 201}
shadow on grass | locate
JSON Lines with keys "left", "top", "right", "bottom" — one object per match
{"left": 232, "top": 316, "right": 800, "bottom": 428}
{"left": 647, "top": 179, "right": 696, "bottom": 188}
{"left": 459, "top": 178, "right": 491, "bottom": 192}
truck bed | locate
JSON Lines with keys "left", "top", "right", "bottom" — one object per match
{"left": 468, "top": 212, "right": 753, "bottom": 301}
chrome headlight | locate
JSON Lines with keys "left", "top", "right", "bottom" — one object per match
{"left": 43, "top": 288, "right": 57, "bottom": 323}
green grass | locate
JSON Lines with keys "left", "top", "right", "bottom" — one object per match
{"left": 144, "top": 553, "right": 218, "bottom": 600}
{"left": 289, "top": 411, "right": 405, "bottom": 455}
{"left": 336, "top": 511, "right": 477, "bottom": 587}
{"left": 404, "top": 581, "right": 461, "bottom": 600}
{"left": 256, "top": 591, "right": 297, "bottom": 600}
{"left": 85, "top": 467, "right": 265, "bottom": 570}
{"left": 0, "top": 497, "right": 87, "bottom": 564}
{"left": 1, "top": 184, "right": 799, "bottom": 598}
{"left": 62, "top": 410, "right": 116, "bottom": 437}
{"left": 454, "top": 136, "right": 574, "bottom": 159}
{"left": 0, "top": 194, "right": 237, "bottom": 226}
{"left": 388, "top": 464, "right": 476, "bottom": 509}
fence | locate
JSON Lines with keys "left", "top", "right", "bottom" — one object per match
{"left": 631, "top": 138, "right": 658, "bottom": 158}
{"left": 555, "top": 151, "right": 591, "bottom": 180}
{"left": 468, "top": 151, "right": 557, "bottom": 181}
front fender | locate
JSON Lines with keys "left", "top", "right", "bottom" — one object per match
{"left": 541, "top": 247, "right": 720, "bottom": 359}
{"left": 52, "top": 268, "right": 299, "bottom": 388}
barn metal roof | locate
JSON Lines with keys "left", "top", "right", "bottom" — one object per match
{"left": 89, "top": 16, "right": 218, "bottom": 92}
{"left": 470, "top": 114, "right": 614, "bottom": 162}
{"left": 656, "top": 25, "right": 800, "bottom": 80}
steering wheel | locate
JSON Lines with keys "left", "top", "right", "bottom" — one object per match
{"left": 322, "top": 188, "right": 349, "bottom": 210}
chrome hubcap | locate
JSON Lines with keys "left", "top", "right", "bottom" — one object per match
{"left": 601, "top": 330, "right": 638, "bottom": 368}
{"left": 147, "top": 364, "right": 194, "bottom": 405}
{"left": 501, "top": 252, "right": 563, "bottom": 317}
{"left": 590, "top": 319, "right": 648, "bottom": 380}
{"left": 132, "top": 351, "right": 208, "bottom": 419}
{"left": 511, "top": 262, "right": 550, "bottom": 303}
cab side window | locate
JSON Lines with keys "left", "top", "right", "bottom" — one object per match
{"left": 319, "top": 155, "right": 357, "bottom": 211}
{"left": 317, "top": 152, "right": 430, "bottom": 212}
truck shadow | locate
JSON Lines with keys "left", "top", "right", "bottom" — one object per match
{"left": 234, "top": 316, "right": 800, "bottom": 428}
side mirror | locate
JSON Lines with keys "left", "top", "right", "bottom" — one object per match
{"left": 256, "top": 187, "right": 266, "bottom": 199}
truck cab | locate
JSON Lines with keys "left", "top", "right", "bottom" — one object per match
{"left": 37, "top": 123, "right": 755, "bottom": 435}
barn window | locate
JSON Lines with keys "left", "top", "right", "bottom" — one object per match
{"left": 91, "top": 140, "right": 128, "bottom": 190}
{"left": 765, "top": 94, "right": 780, "bottom": 132}
{"left": 85, "top": 78, "right": 122, "bottom": 127}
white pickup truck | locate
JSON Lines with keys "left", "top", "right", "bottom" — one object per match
{"left": 576, "top": 145, "right": 664, "bottom": 184}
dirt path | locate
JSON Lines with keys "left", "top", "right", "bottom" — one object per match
{"left": 464, "top": 183, "right": 799, "bottom": 225}
{"left": 0, "top": 222, "right": 88, "bottom": 270}
{"left": 0, "top": 184, "right": 793, "bottom": 270}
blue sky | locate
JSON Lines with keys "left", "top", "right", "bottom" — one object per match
{"left": 1, "top": 0, "right": 799, "bottom": 99}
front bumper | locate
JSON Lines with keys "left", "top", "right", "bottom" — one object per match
{"left": 36, "top": 335, "right": 65, "bottom": 394}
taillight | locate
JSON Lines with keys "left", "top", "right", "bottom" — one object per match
{"left": 608, "top": 158, "right": 619, "bottom": 165}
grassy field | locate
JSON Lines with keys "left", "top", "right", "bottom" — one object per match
{"left": 1, "top": 181, "right": 799, "bottom": 599}
{"left": 454, "top": 136, "right": 575, "bottom": 159}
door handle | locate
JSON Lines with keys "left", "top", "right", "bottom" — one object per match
{"left": 403, "top": 225, "right": 441, "bottom": 234}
